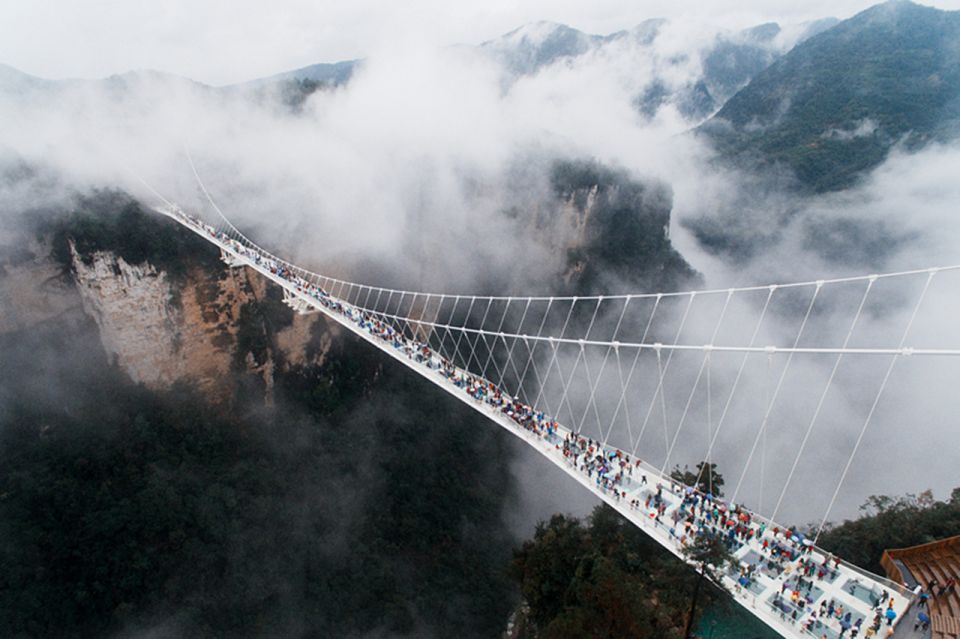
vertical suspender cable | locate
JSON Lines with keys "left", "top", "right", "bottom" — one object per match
{"left": 515, "top": 298, "right": 554, "bottom": 404}
{"left": 759, "top": 352, "right": 771, "bottom": 514}
{"left": 607, "top": 295, "right": 662, "bottom": 453}
{"left": 553, "top": 297, "right": 603, "bottom": 429}
{"left": 661, "top": 290, "right": 733, "bottom": 477}
{"left": 463, "top": 298, "right": 494, "bottom": 375}
{"left": 706, "top": 350, "right": 712, "bottom": 495}
{"left": 731, "top": 282, "right": 823, "bottom": 504}
{"left": 495, "top": 298, "right": 532, "bottom": 392}
{"left": 814, "top": 270, "right": 937, "bottom": 543}
{"left": 450, "top": 296, "right": 477, "bottom": 369}
{"left": 771, "top": 277, "right": 875, "bottom": 522}
{"left": 633, "top": 292, "right": 697, "bottom": 455}
{"left": 481, "top": 298, "right": 513, "bottom": 380}
{"left": 587, "top": 297, "right": 630, "bottom": 445}
{"left": 532, "top": 299, "right": 578, "bottom": 412}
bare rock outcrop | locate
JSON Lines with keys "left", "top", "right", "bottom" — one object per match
{"left": 68, "top": 243, "right": 335, "bottom": 400}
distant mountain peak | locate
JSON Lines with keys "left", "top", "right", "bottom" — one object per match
{"left": 499, "top": 20, "right": 576, "bottom": 43}
{"left": 0, "top": 63, "right": 55, "bottom": 96}
{"left": 105, "top": 68, "right": 193, "bottom": 83}
{"left": 623, "top": 18, "right": 667, "bottom": 45}
{"left": 0, "top": 63, "right": 48, "bottom": 84}
{"left": 743, "top": 22, "right": 782, "bottom": 42}
{"left": 480, "top": 22, "right": 600, "bottom": 75}
{"left": 235, "top": 59, "right": 358, "bottom": 89}
{"left": 848, "top": 0, "right": 938, "bottom": 24}
{"left": 98, "top": 69, "right": 209, "bottom": 94}
{"left": 701, "top": 0, "right": 960, "bottom": 193}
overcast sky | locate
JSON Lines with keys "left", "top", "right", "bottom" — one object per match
{"left": 1, "top": 0, "right": 957, "bottom": 85}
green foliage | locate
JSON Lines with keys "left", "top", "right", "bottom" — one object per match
{"left": 549, "top": 159, "right": 699, "bottom": 295}
{"left": 267, "top": 62, "right": 356, "bottom": 111}
{"left": 816, "top": 488, "right": 960, "bottom": 575}
{"left": 683, "top": 534, "right": 734, "bottom": 586}
{"left": 42, "top": 189, "right": 220, "bottom": 280}
{"left": 704, "top": 1, "right": 960, "bottom": 193}
{"left": 670, "top": 462, "right": 725, "bottom": 497}
{"left": 511, "top": 514, "right": 589, "bottom": 627}
{"left": 0, "top": 316, "right": 516, "bottom": 638}
{"left": 278, "top": 78, "right": 327, "bottom": 111}
{"left": 233, "top": 286, "right": 294, "bottom": 371}
{"left": 509, "top": 504, "right": 728, "bottom": 639}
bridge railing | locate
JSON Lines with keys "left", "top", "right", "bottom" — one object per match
{"left": 159, "top": 203, "right": 919, "bottom": 598}
{"left": 154, "top": 200, "right": 929, "bottom": 639}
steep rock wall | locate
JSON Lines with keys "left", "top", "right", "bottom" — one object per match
{"left": 68, "top": 243, "right": 334, "bottom": 399}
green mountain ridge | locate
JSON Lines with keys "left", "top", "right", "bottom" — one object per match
{"left": 701, "top": 0, "right": 960, "bottom": 193}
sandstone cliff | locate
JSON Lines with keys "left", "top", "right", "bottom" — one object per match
{"left": 70, "top": 245, "right": 337, "bottom": 401}
{"left": 1, "top": 224, "right": 336, "bottom": 403}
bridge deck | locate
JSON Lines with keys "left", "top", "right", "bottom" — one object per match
{"left": 155, "top": 204, "right": 922, "bottom": 639}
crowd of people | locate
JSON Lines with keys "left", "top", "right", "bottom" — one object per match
{"left": 778, "top": 585, "right": 900, "bottom": 637}
{"left": 167, "top": 206, "right": 917, "bottom": 639}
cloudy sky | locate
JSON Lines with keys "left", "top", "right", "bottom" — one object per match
{"left": 1, "top": 0, "right": 958, "bottom": 85}
{"left": 2, "top": 0, "right": 959, "bottom": 524}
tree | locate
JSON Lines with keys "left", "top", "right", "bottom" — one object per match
{"left": 670, "top": 461, "right": 725, "bottom": 497}
{"left": 816, "top": 488, "right": 960, "bottom": 574}
{"left": 511, "top": 506, "right": 693, "bottom": 638}
{"left": 680, "top": 534, "right": 734, "bottom": 639}
{"left": 511, "top": 514, "right": 590, "bottom": 629}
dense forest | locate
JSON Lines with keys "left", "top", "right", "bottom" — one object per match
{"left": 0, "top": 313, "right": 518, "bottom": 638}
{"left": 702, "top": 1, "right": 960, "bottom": 194}
{"left": 2, "top": 194, "right": 521, "bottom": 638}
{"left": 6, "top": 2, "right": 960, "bottom": 635}
{"left": 41, "top": 189, "right": 223, "bottom": 281}
{"left": 509, "top": 506, "right": 707, "bottom": 639}
{"left": 509, "top": 478, "right": 960, "bottom": 639}
{"left": 3, "top": 187, "right": 957, "bottom": 638}
{"left": 0, "top": 185, "right": 709, "bottom": 639}
{"left": 817, "top": 489, "right": 960, "bottom": 576}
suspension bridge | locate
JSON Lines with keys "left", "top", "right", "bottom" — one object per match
{"left": 131, "top": 157, "right": 960, "bottom": 638}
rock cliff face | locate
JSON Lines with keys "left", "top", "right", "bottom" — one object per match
{"left": 545, "top": 159, "right": 696, "bottom": 294}
{"left": 3, "top": 166, "right": 693, "bottom": 403}
{"left": 2, "top": 226, "right": 334, "bottom": 402}
{"left": 69, "top": 245, "right": 335, "bottom": 399}
{"left": 70, "top": 243, "right": 181, "bottom": 387}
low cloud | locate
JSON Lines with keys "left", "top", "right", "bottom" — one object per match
{"left": 3, "top": 16, "right": 960, "bottom": 534}
{"left": 821, "top": 117, "right": 879, "bottom": 140}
